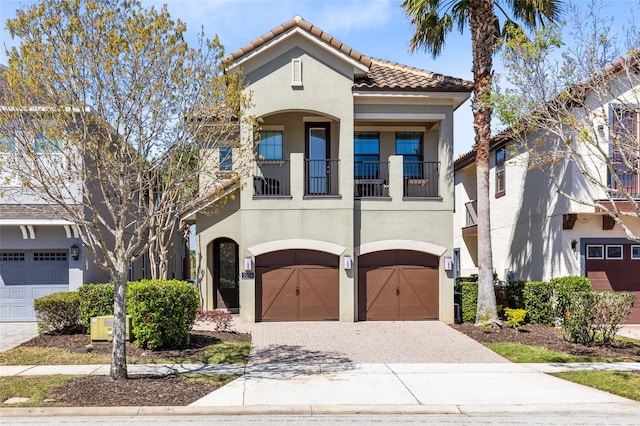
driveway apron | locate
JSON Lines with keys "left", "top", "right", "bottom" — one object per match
{"left": 231, "top": 320, "right": 508, "bottom": 364}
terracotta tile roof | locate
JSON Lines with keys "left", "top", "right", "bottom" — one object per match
{"left": 354, "top": 58, "right": 473, "bottom": 92}
{"left": 225, "top": 16, "right": 372, "bottom": 68}
{"left": 224, "top": 16, "right": 472, "bottom": 94}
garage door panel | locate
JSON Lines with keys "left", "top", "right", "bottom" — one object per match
{"left": 398, "top": 268, "right": 438, "bottom": 320}
{"left": 256, "top": 250, "right": 339, "bottom": 322}
{"left": 358, "top": 268, "right": 397, "bottom": 320}
{"left": 258, "top": 268, "right": 298, "bottom": 321}
{"left": 298, "top": 268, "right": 339, "bottom": 320}
{"left": 358, "top": 250, "right": 439, "bottom": 321}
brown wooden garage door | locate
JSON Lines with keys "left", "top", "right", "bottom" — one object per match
{"left": 358, "top": 250, "right": 439, "bottom": 321}
{"left": 585, "top": 244, "right": 640, "bottom": 324}
{"left": 256, "top": 250, "right": 339, "bottom": 321}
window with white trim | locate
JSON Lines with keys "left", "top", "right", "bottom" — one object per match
{"left": 632, "top": 245, "right": 640, "bottom": 259}
{"left": 605, "top": 245, "right": 623, "bottom": 259}
{"left": 258, "top": 130, "right": 283, "bottom": 160}
{"left": 495, "top": 148, "right": 506, "bottom": 196}
{"left": 586, "top": 245, "right": 604, "bottom": 259}
{"left": 610, "top": 108, "right": 639, "bottom": 197}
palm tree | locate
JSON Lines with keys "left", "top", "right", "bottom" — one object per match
{"left": 402, "top": 0, "right": 562, "bottom": 325}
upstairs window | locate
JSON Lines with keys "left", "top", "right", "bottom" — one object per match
{"left": 495, "top": 147, "right": 506, "bottom": 197}
{"left": 220, "top": 145, "right": 232, "bottom": 171}
{"left": 396, "top": 132, "right": 423, "bottom": 178}
{"left": 258, "top": 130, "right": 283, "bottom": 160}
{"left": 610, "top": 108, "right": 639, "bottom": 197}
{"left": 354, "top": 132, "right": 380, "bottom": 179}
{"left": 0, "top": 134, "right": 16, "bottom": 152}
{"left": 34, "top": 132, "right": 61, "bottom": 153}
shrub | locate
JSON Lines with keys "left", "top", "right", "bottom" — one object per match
{"left": 458, "top": 281, "right": 478, "bottom": 323}
{"left": 506, "top": 280, "right": 526, "bottom": 309}
{"left": 503, "top": 308, "right": 527, "bottom": 330}
{"left": 523, "top": 281, "right": 555, "bottom": 325}
{"left": 456, "top": 274, "right": 478, "bottom": 284}
{"left": 34, "top": 291, "right": 83, "bottom": 334}
{"left": 563, "top": 291, "right": 636, "bottom": 345}
{"left": 551, "top": 276, "right": 591, "bottom": 319}
{"left": 127, "top": 280, "right": 199, "bottom": 350}
{"left": 197, "top": 309, "right": 234, "bottom": 332}
{"left": 78, "top": 283, "right": 114, "bottom": 331}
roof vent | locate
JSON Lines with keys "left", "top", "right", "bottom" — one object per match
{"left": 291, "top": 58, "right": 303, "bottom": 87}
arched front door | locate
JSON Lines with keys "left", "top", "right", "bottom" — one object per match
{"left": 214, "top": 238, "right": 239, "bottom": 312}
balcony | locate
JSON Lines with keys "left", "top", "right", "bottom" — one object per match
{"left": 254, "top": 159, "right": 291, "bottom": 197}
{"left": 304, "top": 159, "right": 340, "bottom": 197}
{"left": 462, "top": 200, "right": 478, "bottom": 237}
{"left": 354, "top": 161, "right": 389, "bottom": 198}
{"left": 403, "top": 161, "right": 440, "bottom": 198}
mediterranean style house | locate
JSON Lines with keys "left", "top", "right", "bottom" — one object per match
{"left": 0, "top": 65, "right": 186, "bottom": 321}
{"left": 453, "top": 54, "right": 640, "bottom": 323}
{"left": 182, "top": 17, "right": 472, "bottom": 323}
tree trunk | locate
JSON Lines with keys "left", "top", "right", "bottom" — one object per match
{"left": 470, "top": 0, "right": 499, "bottom": 324}
{"left": 110, "top": 266, "right": 128, "bottom": 380}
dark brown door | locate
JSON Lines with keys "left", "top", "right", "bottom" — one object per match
{"left": 256, "top": 250, "right": 339, "bottom": 321}
{"left": 214, "top": 239, "right": 239, "bottom": 311}
{"left": 586, "top": 244, "right": 640, "bottom": 324}
{"left": 358, "top": 250, "right": 439, "bottom": 321}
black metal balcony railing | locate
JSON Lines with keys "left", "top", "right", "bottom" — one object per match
{"left": 254, "top": 159, "right": 290, "bottom": 196}
{"left": 403, "top": 161, "right": 439, "bottom": 197}
{"left": 465, "top": 200, "right": 478, "bottom": 227}
{"left": 354, "top": 161, "right": 389, "bottom": 198}
{"left": 305, "top": 159, "right": 340, "bottom": 196}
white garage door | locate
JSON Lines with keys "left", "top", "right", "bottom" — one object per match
{"left": 0, "top": 251, "right": 70, "bottom": 321}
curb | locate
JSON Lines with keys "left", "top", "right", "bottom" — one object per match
{"left": 2, "top": 402, "right": 639, "bottom": 417}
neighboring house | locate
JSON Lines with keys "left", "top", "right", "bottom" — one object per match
{"left": 181, "top": 17, "right": 472, "bottom": 323}
{"left": 0, "top": 65, "right": 185, "bottom": 321}
{"left": 453, "top": 55, "right": 640, "bottom": 323}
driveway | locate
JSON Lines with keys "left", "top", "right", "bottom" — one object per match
{"left": 229, "top": 319, "right": 508, "bottom": 364}
{"left": 0, "top": 322, "right": 38, "bottom": 353}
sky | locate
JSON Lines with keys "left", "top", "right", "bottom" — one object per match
{"left": 0, "top": 0, "right": 638, "bottom": 157}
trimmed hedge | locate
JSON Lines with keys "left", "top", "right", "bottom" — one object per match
{"left": 78, "top": 283, "right": 115, "bottom": 331}
{"left": 458, "top": 281, "right": 478, "bottom": 323}
{"left": 34, "top": 291, "right": 83, "bottom": 334}
{"left": 127, "top": 280, "right": 200, "bottom": 350}
{"left": 522, "top": 281, "right": 555, "bottom": 325}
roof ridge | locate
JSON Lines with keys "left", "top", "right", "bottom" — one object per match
{"left": 224, "top": 16, "right": 372, "bottom": 67}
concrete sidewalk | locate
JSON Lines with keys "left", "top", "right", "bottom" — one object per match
{"left": 1, "top": 361, "right": 639, "bottom": 416}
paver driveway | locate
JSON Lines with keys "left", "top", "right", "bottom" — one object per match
{"left": 228, "top": 320, "right": 508, "bottom": 364}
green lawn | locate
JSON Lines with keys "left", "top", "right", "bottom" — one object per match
{"left": 484, "top": 342, "right": 627, "bottom": 363}
{"left": 0, "top": 341, "right": 250, "bottom": 366}
{"left": 553, "top": 371, "right": 640, "bottom": 402}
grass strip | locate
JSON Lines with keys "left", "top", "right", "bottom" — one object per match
{"left": 0, "top": 341, "right": 250, "bottom": 366}
{"left": 553, "top": 371, "right": 640, "bottom": 402}
{"left": 0, "top": 375, "right": 78, "bottom": 408}
{"left": 484, "top": 342, "right": 623, "bottom": 363}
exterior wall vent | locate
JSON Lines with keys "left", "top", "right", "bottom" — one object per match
{"left": 291, "top": 58, "right": 303, "bottom": 87}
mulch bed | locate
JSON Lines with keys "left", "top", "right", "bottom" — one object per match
{"left": 451, "top": 323, "right": 640, "bottom": 361}
{"left": 14, "top": 329, "right": 250, "bottom": 407}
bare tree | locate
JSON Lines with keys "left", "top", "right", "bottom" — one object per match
{"left": 0, "top": 0, "right": 253, "bottom": 379}
{"left": 494, "top": 0, "right": 640, "bottom": 240}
